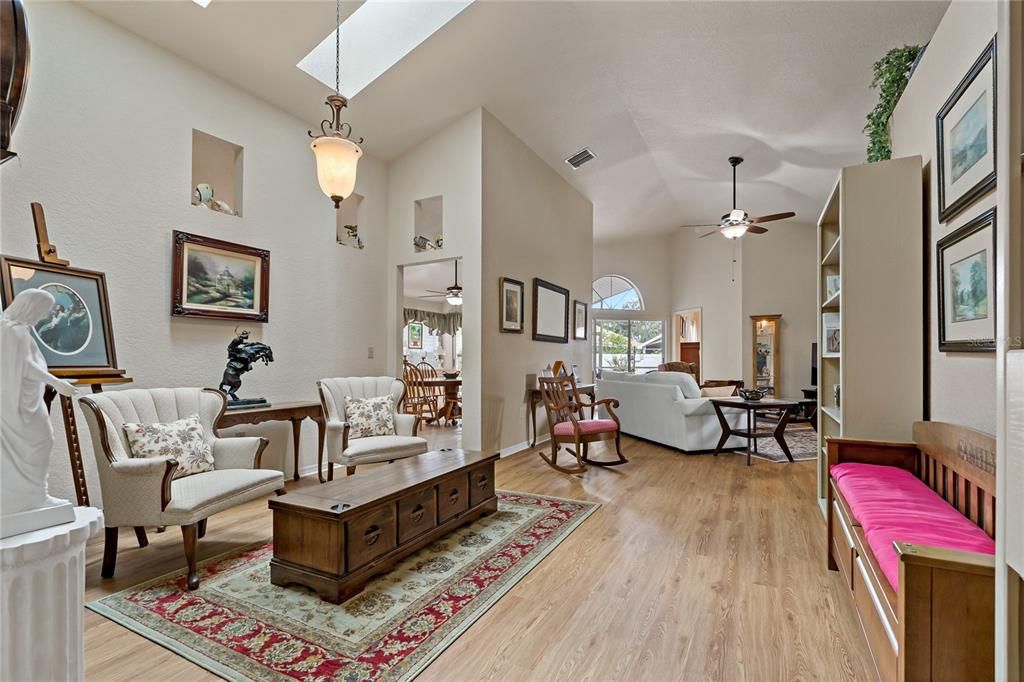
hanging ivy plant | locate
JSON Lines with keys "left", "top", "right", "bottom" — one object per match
{"left": 864, "top": 44, "right": 923, "bottom": 163}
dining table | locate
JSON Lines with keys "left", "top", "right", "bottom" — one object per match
{"left": 420, "top": 375, "right": 462, "bottom": 422}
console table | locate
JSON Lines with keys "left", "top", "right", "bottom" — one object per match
{"left": 528, "top": 382, "right": 596, "bottom": 447}
{"left": 217, "top": 401, "right": 325, "bottom": 481}
{"left": 269, "top": 449, "right": 498, "bottom": 603}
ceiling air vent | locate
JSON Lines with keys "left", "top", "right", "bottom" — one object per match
{"left": 564, "top": 147, "right": 596, "bottom": 169}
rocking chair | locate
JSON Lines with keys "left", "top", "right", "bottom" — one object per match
{"left": 538, "top": 376, "right": 628, "bottom": 474}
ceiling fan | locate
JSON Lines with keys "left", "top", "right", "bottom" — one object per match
{"left": 680, "top": 156, "right": 796, "bottom": 239}
{"left": 419, "top": 260, "right": 463, "bottom": 306}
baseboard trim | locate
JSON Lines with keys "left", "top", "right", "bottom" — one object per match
{"left": 499, "top": 437, "right": 547, "bottom": 458}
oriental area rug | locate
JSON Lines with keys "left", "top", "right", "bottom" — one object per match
{"left": 87, "top": 491, "right": 598, "bottom": 681}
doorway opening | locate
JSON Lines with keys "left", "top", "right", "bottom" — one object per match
{"left": 673, "top": 308, "right": 702, "bottom": 382}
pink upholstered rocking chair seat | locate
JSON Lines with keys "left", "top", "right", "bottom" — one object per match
{"left": 553, "top": 418, "right": 619, "bottom": 436}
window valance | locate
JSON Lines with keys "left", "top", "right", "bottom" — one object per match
{"left": 403, "top": 308, "right": 463, "bottom": 336}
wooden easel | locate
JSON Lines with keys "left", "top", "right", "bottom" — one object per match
{"left": 29, "top": 203, "right": 133, "bottom": 511}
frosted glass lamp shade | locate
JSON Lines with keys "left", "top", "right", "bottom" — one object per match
{"left": 310, "top": 136, "right": 363, "bottom": 208}
{"left": 720, "top": 224, "right": 748, "bottom": 239}
{"left": 446, "top": 294, "right": 463, "bottom": 306}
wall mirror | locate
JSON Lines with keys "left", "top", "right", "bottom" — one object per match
{"left": 751, "top": 314, "right": 781, "bottom": 395}
{"left": 533, "top": 278, "right": 569, "bottom": 343}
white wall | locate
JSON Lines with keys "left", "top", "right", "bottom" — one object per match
{"left": 890, "top": 0, "right": 999, "bottom": 433}
{"left": 669, "top": 227, "right": 744, "bottom": 381}
{"left": 386, "top": 109, "right": 483, "bottom": 449}
{"left": 481, "top": 111, "right": 593, "bottom": 453}
{"left": 592, "top": 234, "right": 672, "bottom": 324}
{"left": 741, "top": 223, "right": 818, "bottom": 396}
{"left": 0, "top": 2, "right": 390, "bottom": 501}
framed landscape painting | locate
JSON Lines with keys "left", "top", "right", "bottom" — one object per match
{"left": 407, "top": 322, "right": 423, "bottom": 349}
{"left": 0, "top": 255, "right": 120, "bottom": 375}
{"left": 171, "top": 230, "right": 270, "bottom": 322}
{"left": 936, "top": 38, "right": 996, "bottom": 223}
{"left": 500, "top": 277, "right": 524, "bottom": 333}
{"left": 937, "top": 207, "right": 996, "bottom": 352}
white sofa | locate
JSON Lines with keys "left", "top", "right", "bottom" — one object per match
{"left": 595, "top": 371, "right": 745, "bottom": 452}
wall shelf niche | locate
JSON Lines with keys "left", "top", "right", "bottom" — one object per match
{"left": 413, "top": 195, "right": 443, "bottom": 252}
{"left": 191, "top": 129, "right": 243, "bottom": 218}
{"left": 336, "top": 193, "right": 365, "bottom": 249}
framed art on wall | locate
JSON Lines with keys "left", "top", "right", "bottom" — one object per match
{"left": 171, "top": 230, "right": 270, "bottom": 322}
{"left": 937, "top": 207, "right": 996, "bottom": 352}
{"left": 0, "top": 255, "right": 120, "bottom": 374}
{"left": 407, "top": 322, "right": 423, "bottom": 349}
{"left": 936, "top": 37, "right": 996, "bottom": 223}
{"left": 573, "top": 299, "right": 588, "bottom": 340}
{"left": 532, "top": 278, "right": 569, "bottom": 343}
{"left": 499, "top": 277, "right": 524, "bottom": 333}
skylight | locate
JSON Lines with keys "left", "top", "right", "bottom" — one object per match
{"left": 297, "top": 0, "right": 474, "bottom": 99}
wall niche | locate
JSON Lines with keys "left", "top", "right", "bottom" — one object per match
{"left": 413, "top": 195, "right": 443, "bottom": 252}
{"left": 191, "top": 129, "right": 243, "bottom": 217}
{"left": 336, "top": 193, "right": 365, "bottom": 249}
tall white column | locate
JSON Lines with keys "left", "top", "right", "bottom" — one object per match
{"left": 1, "top": 507, "right": 103, "bottom": 682}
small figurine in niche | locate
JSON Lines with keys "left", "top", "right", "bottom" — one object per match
{"left": 413, "top": 235, "right": 438, "bottom": 251}
{"left": 219, "top": 330, "right": 274, "bottom": 408}
{"left": 192, "top": 182, "right": 238, "bottom": 216}
{"left": 1, "top": 288, "right": 77, "bottom": 538}
{"left": 338, "top": 224, "right": 364, "bottom": 250}
{"left": 434, "top": 235, "right": 444, "bottom": 249}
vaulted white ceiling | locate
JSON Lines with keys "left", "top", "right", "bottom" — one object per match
{"left": 83, "top": 0, "right": 947, "bottom": 242}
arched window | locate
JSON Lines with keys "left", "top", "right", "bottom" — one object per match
{"left": 592, "top": 275, "right": 644, "bottom": 311}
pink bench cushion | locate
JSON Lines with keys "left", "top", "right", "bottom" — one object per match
{"left": 552, "top": 419, "right": 618, "bottom": 436}
{"left": 830, "top": 462, "right": 995, "bottom": 592}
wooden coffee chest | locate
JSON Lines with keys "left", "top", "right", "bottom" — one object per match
{"left": 268, "top": 449, "right": 498, "bottom": 603}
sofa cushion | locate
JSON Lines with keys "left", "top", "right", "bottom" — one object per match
{"left": 553, "top": 419, "right": 618, "bottom": 436}
{"left": 123, "top": 414, "right": 214, "bottom": 479}
{"left": 342, "top": 435, "right": 428, "bottom": 462}
{"left": 643, "top": 371, "right": 701, "bottom": 398}
{"left": 830, "top": 462, "right": 995, "bottom": 591}
{"left": 163, "top": 468, "right": 282, "bottom": 525}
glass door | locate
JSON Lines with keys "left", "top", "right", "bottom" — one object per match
{"left": 594, "top": 319, "right": 664, "bottom": 375}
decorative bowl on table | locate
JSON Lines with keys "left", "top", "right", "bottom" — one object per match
{"left": 443, "top": 371, "right": 460, "bottom": 380}
{"left": 738, "top": 388, "right": 767, "bottom": 401}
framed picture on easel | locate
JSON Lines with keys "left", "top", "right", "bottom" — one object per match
{"left": 1, "top": 255, "right": 120, "bottom": 376}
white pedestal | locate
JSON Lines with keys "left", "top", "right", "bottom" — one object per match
{"left": 0, "top": 507, "right": 103, "bottom": 682}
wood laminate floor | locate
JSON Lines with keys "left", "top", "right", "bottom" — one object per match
{"left": 83, "top": 437, "right": 877, "bottom": 681}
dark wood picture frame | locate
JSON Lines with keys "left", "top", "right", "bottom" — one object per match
{"left": 0, "top": 254, "right": 121, "bottom": 376}
{"left": 936, "top": 37, "right": 997, "bottom": 223}
{"left": 573, "top": 299, "right": 588, "bottom": 340}
{"left": 171, "top": 230, "right": 270, "bottom": 322}
{"left": 937, "top": 207, "right": 996, "bottom": 352}
{"left": 499, "top": 276, "right": 524, "bottom": 333}
{"left": 532, "top": 278, "right": 569, "bottom": 344}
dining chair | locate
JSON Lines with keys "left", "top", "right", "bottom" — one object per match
{"left": 538, "top": 376, "right": 628, "bottom": 474}
{"left": 402, "top": 361, "right": 439, "bottom": 423}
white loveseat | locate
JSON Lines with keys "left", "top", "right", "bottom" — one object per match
{"left": 595, "top": 371, "right": 745, "bottom": 452}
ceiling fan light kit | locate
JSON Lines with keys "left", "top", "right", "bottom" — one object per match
{"left": 420, "top": 261, "right": 464, "bottom": 307}
{"left": 681, "top": 156, "right": 796, "bottom": 239}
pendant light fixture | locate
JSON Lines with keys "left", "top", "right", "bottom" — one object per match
{"left": 308, "top": 0, "right": 363, "bottom": 208}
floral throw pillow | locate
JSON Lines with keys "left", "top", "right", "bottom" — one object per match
{"left": 123, "top": 415, "right": 215, "bottom": 479}
{"left": 344, "top": 395, "right": 396, "bottom": 439}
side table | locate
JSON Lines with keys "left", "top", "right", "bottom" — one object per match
{"left": 710, "top": 398, "right": 799, "bottom": 466}
{"left": 217, "top": 401, "right": 326, "bottom": 482}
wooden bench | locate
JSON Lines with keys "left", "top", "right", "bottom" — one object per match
{"left": 826, "top": 421, "right": 995, "bottom": 681}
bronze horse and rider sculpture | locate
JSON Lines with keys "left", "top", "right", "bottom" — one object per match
{"left": 219, "top": 330, "right": 274, "bottom": 408}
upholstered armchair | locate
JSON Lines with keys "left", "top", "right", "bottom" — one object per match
{"left": 317, "top": 377, "right": 429, "bottom": 480}
{"left": 79, "top": 388, "right": 285, "bottom": 590}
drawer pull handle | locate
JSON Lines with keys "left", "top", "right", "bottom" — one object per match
{"left": 364, "top": 525, "right": 381, "bottom": 546}
{"left": 475, "top": 474, "right": 488, "bottom": 490}
{"left": 449, "top": 489, "right": 460, "bottom": 505}
{"left": 410, "top": 504, "right": 425, "bottom": 523}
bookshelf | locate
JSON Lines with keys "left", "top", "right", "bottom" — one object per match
{"left": 815, "top": 156, "right": 924, "bottom": 505}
